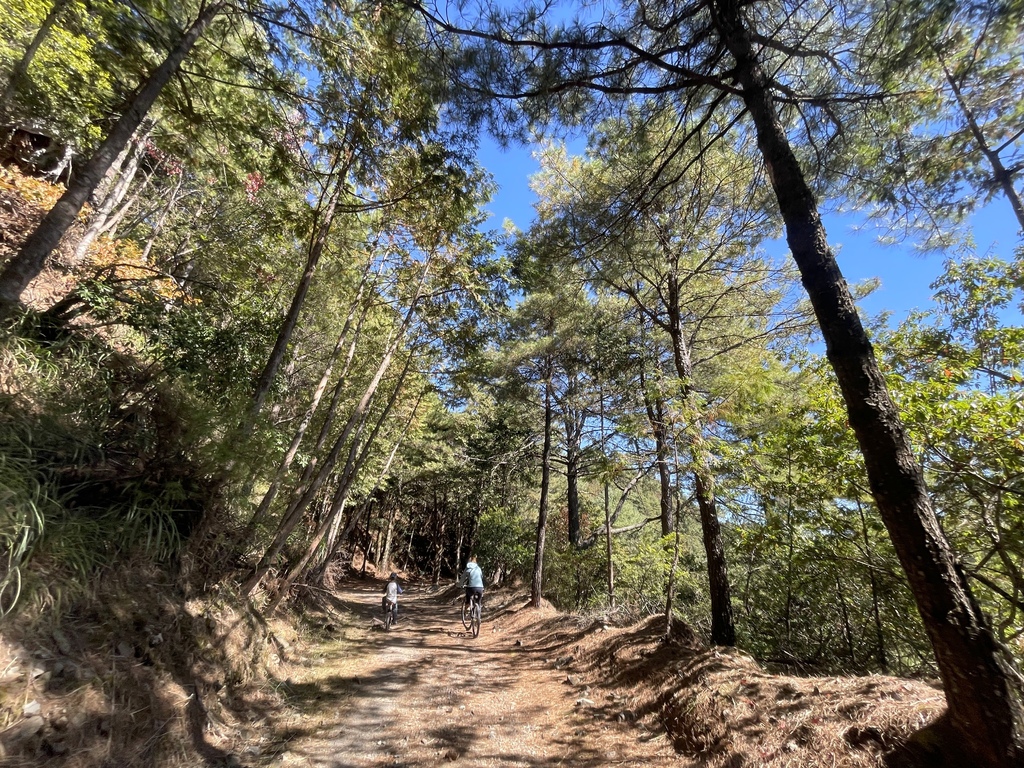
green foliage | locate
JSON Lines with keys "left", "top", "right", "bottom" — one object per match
{"left": 0, "top": 325, "right": 211, "bottom": 614}
{"left": 0, "top": 0, "right": 120, "bottom": 145}
{"left": 473, "top": 504, "right": 533, "bottom": 583}
{"left": 881, "top": 256, "right": 1024, "bottom": 649}
{"left": 850, "top": 0, "right": 1024, "bottom": 246}
{"left": 613, "top": 529, "right": 708, "bottom": 624}
{"left": 543, "top": 539, "right": 608, "bottom": 611}
{"left": 3, "top": 0, "right": 1022, "bottom": 693}
{"left": 728, "top": 375, "right": 935, "bottom": 673}
{"left": 0, "top": 445, "right": 53, "bottom": 615}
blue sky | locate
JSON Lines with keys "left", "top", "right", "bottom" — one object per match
{"left": 477, "top": 137, "right": 1023, "bottom": 325}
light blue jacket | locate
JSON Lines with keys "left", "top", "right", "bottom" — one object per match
{"left": 463, "top": 561, "right": 484, "bottom": 589}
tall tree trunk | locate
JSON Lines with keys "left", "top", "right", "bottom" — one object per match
{"left": 600, "top": 382, "right": 614, "bottom": 608}
{"left": 691, "top": 455, "right": 735, "bottom": 645}
{"left": 405, "top": 506, "right": 416, "bottom": 560}
{"left": 530, "top": 364, "right": 554, "bottom": 608}
{"left": 243, "top": 383, "right": 373, "bottom": 596}
{"left": 431, "top": 495, "right": 447, "bottom": 584}
{"left": 716, "top": 1, "right": 1024, "bottom": 762}
{"left": 665, "top": 273, "right": 736, "bottom": 646}
{"left": 604, "top": 480, "right": 614, "bottom": 608}
{"left": 665, "top": 524, "right": 682, "bottom": 636}
{"left": 249, "top": 295, "right": 374, "bottom": 535}
{"left": 380, "top": 506, "right": 397, "bottom": 572}
{"left": 836, "top": 574, "right": 856, "bottom": 666}
{"left": 643, "top": 387, "right": 673, "bottom": 537}
{"left": 360, "top": 506, "right": 373, "bottom": 577}
{"left": 783, "top": 504, "right": 795, "bottom": 649}
{"left": 564, "top": 406, "right": 582, "bottom": 547}
{"left": 0, "top": 0, "right": 72, "bottom": 118}
{"left": 0, "top": 1, "right": 226, "bottom": 310}
{"left": 246, "top": 268, "right": 372, "bottom": 533}
{"left": 857, "top": 499, "right": 888, "bottom": 671}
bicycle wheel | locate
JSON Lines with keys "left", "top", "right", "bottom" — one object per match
{"left": 470, "top": 600, "right": 481, "bottom": 638}
{"left": 461, "top": 601, "right": 471, "bottom": 630}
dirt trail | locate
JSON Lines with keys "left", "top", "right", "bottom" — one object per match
{"left": 273, "top": 581, "right": 682, "bottom": 768}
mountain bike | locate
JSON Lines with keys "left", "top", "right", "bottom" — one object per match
{"left": 461, "top": 593, "right": 482, "bottom": 637}
{"left": 383, "top": 598, "right": 397, "bottom": 631}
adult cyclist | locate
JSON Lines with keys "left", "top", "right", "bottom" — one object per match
{"left": 460, "top": 555, "right": 484, "bottom": 612}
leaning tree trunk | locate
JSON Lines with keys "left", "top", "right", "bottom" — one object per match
{"left": 246, "top": 269, "right": 373, "bottom": 534}
{"left": 70, "top": 127, "right": 148, "bottom": 266}
{"left": 715, "top": 1, "right": 1024, "bottom": 763}
{"left": 267, "top": 356, "right": 419, "bottom": 608}
{"left": 0, "top": 1, "right": 226, "bottom": 310}
{"left": 530, "top": 364, "right": 554, "bottom": 608}
{"left": 237, "top": 163, "right": 347, "bottom": 443}
{"left": 241, "top": 257, "right": 432, "bottom": 597}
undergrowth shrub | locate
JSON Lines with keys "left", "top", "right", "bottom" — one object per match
{"left": 0, "top": 322, "right": 212, "bottom": 617}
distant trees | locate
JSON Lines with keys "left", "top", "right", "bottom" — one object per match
{"left": 519, "top": 133, "right": 793, "bottom": 645}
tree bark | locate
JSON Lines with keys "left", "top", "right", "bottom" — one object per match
{"left": 715, "top": 1, "right": 1024, "bottom": 762}
{"left": 643, "top": 388, "right": 674, "bottom": 537}
{"left": 0, "top": 1, "right": 226, "bottom": 310}
{"left": 665, "top": 526, "right": 682, "bottom": 637}
{"left": 564, "top": 403, "right": 583, "bottom": 547}
{"left": 70, "top": 128, "right": 147, "bottom": 266}
{"left": 857, "top": 499, "right": 888, "bottom": 671}
{"left": 246, "top": 268, "right": 372, "bottom": 533}
{"left": 665, "top": 271, "right": 736, "bottom": 646}
{"left": 600, "top": 382, "right": 614, "bottom": 608}
{"left": 692, "top": 453, "right": 735, "bottom": 645}
{"left": 265, "top": 372, "right": 417, "bottom": 612}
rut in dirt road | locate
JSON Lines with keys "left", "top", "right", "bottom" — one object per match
{"left": 275, "top": 581, "right": 682, "bottom": 768}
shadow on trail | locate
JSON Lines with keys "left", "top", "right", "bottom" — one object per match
{"left": 267, "top": 580, "right": 680, "bottom": 767}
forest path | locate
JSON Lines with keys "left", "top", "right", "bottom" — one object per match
{"left": 272, "top": 580, "right": 683, "bottom": 768}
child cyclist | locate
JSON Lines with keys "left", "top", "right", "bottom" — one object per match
{"left": 382, "top": 572, "right": 403, "bottom": 623}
